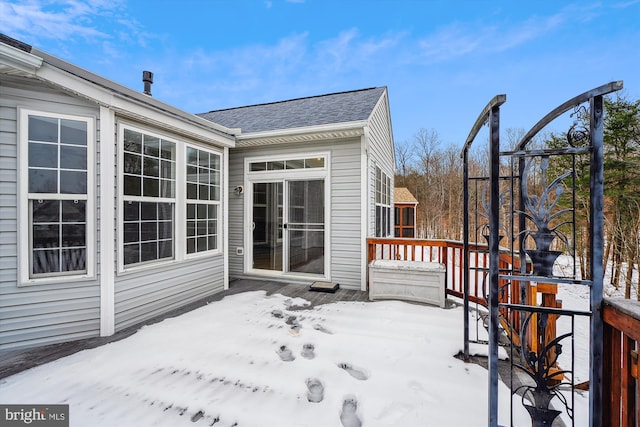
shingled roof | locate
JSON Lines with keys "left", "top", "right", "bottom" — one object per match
{"left": 197, "top": 87, "right": 386, "bottom": 134}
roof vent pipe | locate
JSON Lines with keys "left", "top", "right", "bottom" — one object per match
{"left": 142, "top": 71, "right": 153, "bottom": 96}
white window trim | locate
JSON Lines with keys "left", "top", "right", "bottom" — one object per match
{"left": 375, "top": 166, "right": 392, "bottom": 238}
{"left": 184, "top": 143, "right": 223, "bottom": 259}
{"left": 116, "top": 122, "right": 224, "bottom": 274}
{"left": 17, "top": 108, "right": 96, "bottom": 286}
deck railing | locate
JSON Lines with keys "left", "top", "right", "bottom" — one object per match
{"left": 603, "top": 298, "right": 640, "bottom": 427}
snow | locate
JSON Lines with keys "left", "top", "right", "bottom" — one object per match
{"left": 0, "top": 291, "right": 530, "bottom": 427}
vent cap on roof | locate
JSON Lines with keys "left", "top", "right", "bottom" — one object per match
{"left": 142, "top": 70, "right": 153, "bottom": 96}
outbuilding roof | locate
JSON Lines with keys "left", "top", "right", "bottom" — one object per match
{"left": 394, "top": 187, "right": 419, "bottom": 204}
{"left": 198, "top": 87, "right": 386, "bottom": 134}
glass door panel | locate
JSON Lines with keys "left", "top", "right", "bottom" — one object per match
{"left": 252, "top": 182, "right": 283, "bottom": 271}
{"left": 287, "top": 180, "right": 324, "bottom": 275}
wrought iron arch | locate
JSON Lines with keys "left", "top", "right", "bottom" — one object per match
{"left": 461, "top": 81, "right": 623, "bottom": 426}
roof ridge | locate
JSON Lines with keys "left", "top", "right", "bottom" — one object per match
{"left": 201, "top": 87, "right": 382, "bottom": 114}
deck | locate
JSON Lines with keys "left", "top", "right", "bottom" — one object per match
{"left": 0, "top": 278, "right": 368, "bottom": 380}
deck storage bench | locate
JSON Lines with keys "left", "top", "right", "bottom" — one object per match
{"left": 368, "top": 260, "right": 446, "bottom": 307}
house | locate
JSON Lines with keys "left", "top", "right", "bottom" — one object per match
{"left": 0, "top": 35, "right": 394, "bottom": 351}
{"left": 198, "top": 88, "right": 395, "bottom": 291}
{"left": 394, "top": 187, "right": 418, "bottom": 238}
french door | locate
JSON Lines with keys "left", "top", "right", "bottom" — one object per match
{"left": 251, "top": 179, "right": 325, "bottom": 276}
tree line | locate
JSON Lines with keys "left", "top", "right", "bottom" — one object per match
{"left": 395, "top": 95, "right": 640, "bottom": 300}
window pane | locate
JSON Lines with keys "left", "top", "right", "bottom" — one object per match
{"left": 29, "top": 142, "right": 57, "bottom": 168}
{"left": 144, "top": 135, "right": 160, "bottom": 157}
{"left": 143, "top": 178, "right": 159, "bottom": 197}
{"left": 141, "top": 203, "right": 157, "bottom": 220}
{"left": 123, "top": 243, "right": 140, "bottom": 265}
{"left": 62, "top": 224, "right": 85, "bottom": 247}
{"left": 33, "top": 200, "right": 59, "bottom": 222}
{"left": 208, "top": 219, "right": 217, "bottom": 234}
{"left": 60, "top": 119, "right": 87, "bottom": 145}
{"left": 186, "top": 147, "right": 198, "bottom": 165}
{"left": 33, "top": 249, "right": 60, "bottom": 274}
{"left": 160, "top": 141, "right": 175, "bottom": 160}
{"left": 141, "top": 222, "right": 157, "bottom": 241}
{"left": 144, "top": 157, "right": 159, "bottom": 177}
{"left": 29, "top": 169, "right": 57, "bottom": 193}
{"left": 250, "top": 162, "right": 266, "bottom": 172}
{"left": 124, "top": 129, "right": 142, "bottom": 153}
{"left": 402, "top": 228, "right": 415, "bottom": 238}
{"left": 395, "top": 207, "right": 401, "bottom": 226}
{"left": 161, "top": 180, "right": 174, "bottom": 198}
{"left": 187, "top": 220, "right": 196, "bottom": 237}
{"left": 198, "top": 151, "right": 210, "bottom": 167}
{"left": 211, "top": 154, "right": 220, "bottom": 170}
{"left": 267, "top": 161, "right": 284, "bottom": 170}
{"left": 197, "top": 236, "right": 207, "bottom": 252}
{"left": 208, "top": 235, "right": 217, "bottom": 250}
{"left": 305, "top": 157, "right": 324, "bottom": 168}
{"left": 199, "top": 184, "right": 209, "bottom": 201}
{"left": 404, "top": 208, "right": 415, "bottom": 226}
{"left": 197, "top": 204, "right": 206, "bottom": 219}
{"left": 210, "top": 186, "right": 220, "bottom": 201}
{"left": 187, "top": 183, "right": 197, "bottom": 199}
{"left": 186, "top": 165, "right": 198, "bottom": 183}
{"left": 60, "top": 171, "right": 87, "bottom": 194}
{"left": 158, "top": 240, "right": 173, "bottom": 259}
{"left": 158, "top": 203, "right": 173, "bottom": 220}
{"left": 124, "top": 175, "right": 141, "bottom": 196}
{"left": 187, "top": 238, "right": 196, "bottom": 254}
{"left": 140, "top": 242, "right": 157, "bottom": 262}
{"left": 123, "top": 223, "right": 139, "bottom": 243}
{"left": 29, "top": 116, "right": 58, "bottom": 142}
{"left": 61, "top": 200, "right": 85, "bottom": 222}
{"left": 208, "top": 205, "right": 216, "bottom": 219}
{"left": 33, "top": 224, "right": 59, "bottom": 248}
{"left": 124, "top": 153, "right": 141, "bottom": 174}
{"left": 124, "top": 201, "right": 140, "bottom": 221}
{"left": 197, "top": 220, "right": 206, "bottom": 236}
{"left": 285, "top": 159, "right": 304, "bottom": 169}
{"left": 159, "top": 221, "right": 172, "bottom": 239}
{"left": 60, "top": 145, "right": 87, "bottom": 170}
{"left": 187, "top": 204, "right": 196, "bottom": 219}
{"left": 61, "top": 248, "right": 86, "bottom": 271}
{"left": 161, "top": 160, "right": 174, "bottom": 179}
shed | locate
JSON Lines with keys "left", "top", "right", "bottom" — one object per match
{"left": 394, "top": 187, "right": 418, "bottom": 238}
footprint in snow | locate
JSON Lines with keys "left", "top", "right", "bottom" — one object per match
{"left": 340, "top": 396, "right": 362, "bottom": 427}
{"left": 271, "top": 310, "right": 284, "bottom": 319}
{"left": 277, "top": 345, "right": 295, "bottom": 362}
{"left": 305, "top": 378, "right": 324, "bottom": 403}
{"left": 301, "top": 343, "right": 315, "bottom": 359}
{"left": 313, "top": 323, "right": 333, "bottom": 334}
{"left": 337, "top": 363, "right": 369, "bottom": 380}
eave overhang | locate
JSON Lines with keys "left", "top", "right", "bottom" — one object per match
{"left": 236, "top": 120, "right": 368, "bottom": 148}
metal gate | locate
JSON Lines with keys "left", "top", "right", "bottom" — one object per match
{"left": 461, "top": 81, "right": 623, "bottom": 426}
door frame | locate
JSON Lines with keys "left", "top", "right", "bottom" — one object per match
{"left": 244, "top": 152, "right": 331, "bottom": 281}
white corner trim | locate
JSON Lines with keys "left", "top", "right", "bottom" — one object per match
{"left": 360, "top": 129, "right": 370, "bottom": 292}
{"left": 99, "top": 106, "right": 116, "bottom": 336}
{"left": 223, "top": 146, "right": 230, "bottom": 290}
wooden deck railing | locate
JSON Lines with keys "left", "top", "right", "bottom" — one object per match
{"left": 603, "top": 298, "right": 640, "bottom": 427}
{"left": 366, "top": 238, "right": 558, "bottom": 356}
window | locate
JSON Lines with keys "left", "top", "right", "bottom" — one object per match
{"left": 186, "top": 146, "right": 220, "bottom": 254}
{"left": 122, "top": 127, "right": 176, "bottom": 266}
{"left": 375, "top": 166, "right": 391, "bottom": 237}
{"left": 395, "top": 205, "right": 416, "bottom": 238}
{"left": 250, "top": 157, "right": 325, "bottom": 172}
{"left": 21, "top": 111, "right": 93, "bottom": 280}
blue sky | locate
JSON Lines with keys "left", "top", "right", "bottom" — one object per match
{"left": 1, "top": 0, "right": 639, "bottom": 147}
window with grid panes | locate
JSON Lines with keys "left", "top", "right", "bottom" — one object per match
{"left": 122, "top": 128, "right": 176, "bottom": 265}
{"left": 375, "top": 166, "right": 391, "bottom": 237}
{"left": 186, "top": 146, "right": 220, "bottom": 254}
{"left": 24, "top": 112, "right": 92, "bottom": 278}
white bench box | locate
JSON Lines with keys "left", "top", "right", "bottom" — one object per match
{"left": 368, "top": 260, "right": 446, "bottom": 307}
